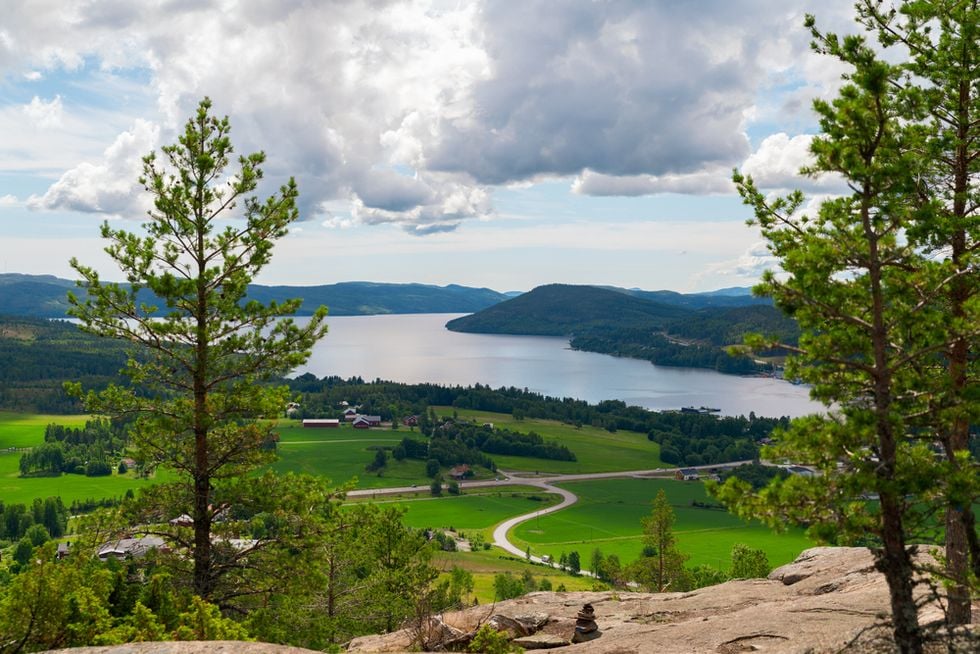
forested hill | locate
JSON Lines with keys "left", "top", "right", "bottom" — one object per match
{"left": 0, "top": 274, "right": 508, "bottom": 318}
{"left": 446, "top": 284, "right": 799, "bottom": 375}
{"left": 444, "top": 284, "right": 690, "bottom": 335}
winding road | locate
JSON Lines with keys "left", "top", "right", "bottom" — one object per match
{"left": 347, "top": 460, "right": 756, "bottom": 575}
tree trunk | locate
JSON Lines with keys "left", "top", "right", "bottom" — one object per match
{"left": 878, "top": 492, "right": 923, "bottom": 654}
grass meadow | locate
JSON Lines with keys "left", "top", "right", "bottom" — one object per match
{"left": 434, "top": 407, "right": 667, "bottom": 473}
{"left": 433, "top": 549, "right": 602, "bottom": 603}
{"left": 509, "top": 477, "right": 812, "bottom": 570}
{"left": 367, "top": 487, "right": 561, "bottom": 540}
{"left": 0, "top": 412, "right": 172, "bottom": 505}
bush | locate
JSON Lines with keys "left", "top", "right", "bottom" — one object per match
{"left": 468, "top": 623, "right": 520, "bottom": 654}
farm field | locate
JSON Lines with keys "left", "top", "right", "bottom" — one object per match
{"left": 431, "top": 549, "right": 601, "bottom": 603}
{"left": 0, "top": 411, "right": 89, "bottom": 449}
{"left": 0, "top": 411, "right": 171, "bottom": 505}
{"left": 434, "top": 407, "right": 667, "bottom": 474}
{"left": 272, "top": 420, "right": 435, "bottom": 489}
{"left": 509, "top": 478, "right": 813, "bottom": 570}
{"left": 366, "top": 488, "right": 561, "bottom": 540}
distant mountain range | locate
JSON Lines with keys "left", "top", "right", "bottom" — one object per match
{"left": 0, "top": 273, "right": 767, "bottom": 323}
{"left": 0, "top": 274, "right": 509, "bottom": 318}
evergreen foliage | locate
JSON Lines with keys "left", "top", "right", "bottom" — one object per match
{"left": 66, "top": 98, "right": 328, "bottom": 601}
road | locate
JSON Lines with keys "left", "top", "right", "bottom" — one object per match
{"left": 347, "top": 460, "right": 756, "bottom": 577}
{"left": 345, "top": 460, "right": 753, "bottom": 499}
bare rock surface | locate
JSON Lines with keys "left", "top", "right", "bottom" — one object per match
{"left": 347, "top": 546, "right": 977, "bottom": 653}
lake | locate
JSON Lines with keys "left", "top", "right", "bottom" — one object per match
{"left": 296, "top": 313, "right": 820, "bottom": 419}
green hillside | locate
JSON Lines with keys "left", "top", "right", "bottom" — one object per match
{"left": 446, "top": 284, "right": 798, "bottom": 374}
{"left": 445, "top": 284, "right": 689, "bottom": 335}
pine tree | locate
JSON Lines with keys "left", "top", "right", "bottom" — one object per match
{"left": 631, "top": 489, "right": 688, "bottom": 592}
{"left": 719, "top": 20, "right": 945, "bottom": 652}
{"left": 68, "top": 98, "right": 328, "bottom": 600}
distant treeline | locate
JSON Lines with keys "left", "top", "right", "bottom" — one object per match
{"left": 392, "top": 418, "right": 576, "bottom": 470}
{"left": 289, "top": 377, "right": 789, "bottom": 466}
{"left": 0, "top": 315, "right": 128, "bottom": 412}
{"left": 570, "top": 326, "right": 766, "bottom": 374}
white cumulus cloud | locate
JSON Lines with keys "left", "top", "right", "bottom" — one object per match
{"left": 28, "top": 119, "right": 159, "bottom": 217}
{"left": 22, "top": 95, "right": 63, "bottom": 128}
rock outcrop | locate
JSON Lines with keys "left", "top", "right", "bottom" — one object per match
{"left": 346, "top": 546, "right": 978, "bottom": 653}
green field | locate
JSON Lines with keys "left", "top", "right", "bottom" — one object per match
{"left": 273, "top": 420, "right": 487, "bottom": 489}
{"left": 431, "top": 549, "right": 602, "bottom": 602}
{"left": 435, "top": 407, "right": 667, "bottom": 473}
{"left": 0, "top": 412, "right": 89, "bottom": 449}
{"left": 510, "top": 478, "right": 812, "bottom": 570}
{"left": 367, "top": 488, "right": 561, "bottom": 535}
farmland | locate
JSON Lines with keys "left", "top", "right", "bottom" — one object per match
{"left": 0, "top": 412, "right": 169, "bottom": 505}
{"left": 433, "top": 407, "right": 666, "bottom": 473}
{"left": 1, "top": 411, "right": 811, "bottom": 579}
{"left": 509, "top": 477, "right": 813, "bottom": 569}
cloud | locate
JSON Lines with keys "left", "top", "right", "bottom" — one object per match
{"left": 428, "top": 1, "right": 764, "bottom": 185}
{"left": 572, "top": 168, "right": 734, "bottom": 196}
{"left": 6, "top": 0, "right": 858, "bottom": 229}
{"left": 28, "top": 119, "right": 159, "bottom": 216}
{"left": 22, "top": 95, "right": 63, "bottom": 128}
{"left": 740, "top": 132, "right": 846, "bottom": 192}
{"left": 701, "top": 241, "right": 779, "bottom": 282}
{"left": 0, "top": 194, "right": 21, "bottom": 207}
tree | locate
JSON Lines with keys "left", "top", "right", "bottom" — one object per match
{"left": 430, "top": 477, "right": 443, "bottom": 497}
{"left": 567, "top": 550, "right": 581, "bottom": 575}
{"left": 67, "top": 98, "right": 328, "bottom": 600}
{"left": 719, "top": 18, "right": 944, "bottom": 652}
{"left": 367, "top": 448, "right": 388, "bottom": 472}
{"left": 631, "top": 489, "right": 688, "bottom": 592}
{"left": 729, "top": 543, "right": 770, "bottom": 579}
{"left": 851, "top": 0, "right": 980, "bottom": 625}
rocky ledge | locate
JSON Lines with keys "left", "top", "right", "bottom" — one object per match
{"left": 347, "top": 546, "right": 978, "bottom": 653}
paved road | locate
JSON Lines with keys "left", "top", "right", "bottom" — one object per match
{"left": 347, "top": 460, "right": 756, "bottom": 578}
{"left": 345, "top": 460, "right": 753, "bottom": 499}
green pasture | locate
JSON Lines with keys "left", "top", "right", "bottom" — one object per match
{"left": 0, "top": 452, "right": 171, "bottom": 506}
{"left": 0, "top": 412, "right": 89, "bottom": 449}
{"left": 431, "top": 549, "right": 603, "bottom": 603}
{"left": 367, "top": 489, "right": 561, "bottom": 535}
{"left": 0, "top": 411, "right": 167, "bottom": 505}
{"left": 434, "top": 407, "right": 667, "bottom": 474}
{"left": 274, "top": 420, "right": 430, "bottom": 489}
{"left": 510, "top": 478, "right": 812, "bottom": 570}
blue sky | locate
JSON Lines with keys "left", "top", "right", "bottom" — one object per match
{"left": 0, "top": 0, "right": 855, "bottom": 292}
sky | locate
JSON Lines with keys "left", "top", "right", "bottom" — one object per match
{"left": 0, "top": 0, "right": 859, "bottom": 293}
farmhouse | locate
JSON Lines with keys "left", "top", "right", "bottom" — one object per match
{"left": 353, "top": 415, "right": 382, "bottom": 429}
{"left": 449, "top": 464, "right": 471, "bottom": 480}
{"left": 675, "top": 468, "right": 700, "bottom": 481}
{"left": 302, "top": 418, "right": 340, "bottom": 428}
{"left": 343, "top": 408, "right": 358, "bottom": 420}
{"left": 97, "top": 535, "right": 167, "bottom": 561}
{"left": 403, "top": 415, "right": 419, "bottom": 427}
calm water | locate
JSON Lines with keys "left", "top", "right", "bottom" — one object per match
{"left": 296, "top": 313, "right": 821, "bottom": 419}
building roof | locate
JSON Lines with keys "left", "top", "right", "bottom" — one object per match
{"left": 98, "top": 535, "right": 166, "bottom": 559}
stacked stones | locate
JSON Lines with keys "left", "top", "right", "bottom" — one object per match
{"left": 571, "top": 603, "right": 600, "bottom": 643}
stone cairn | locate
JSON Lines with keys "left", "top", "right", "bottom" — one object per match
{"left": 571, "top": 603, "right": 601, "bottom": 643}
